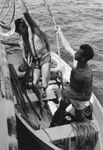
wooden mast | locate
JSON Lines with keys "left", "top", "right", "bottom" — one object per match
{"left": 0, "top": 43, "right": 18, "bottom": 150}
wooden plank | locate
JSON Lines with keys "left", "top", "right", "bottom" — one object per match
{"left": 36, "top": 124, "right": 74, "bottom": 141}
{"left": 28, "top": 89, "right": 56, "bottom": 102}
{"left": 35, "top": 119, "right": 98, "bottom": 142}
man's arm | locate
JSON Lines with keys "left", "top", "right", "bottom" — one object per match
{"left": 56, "top": 26, "right": 77, "bottom": 67}
{"left": 57, "top": 26, "right": 76, "bottom": 57}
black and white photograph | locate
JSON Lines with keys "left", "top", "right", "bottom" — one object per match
{"left": 0, "top": 0, "right": 103, "bottom": 150}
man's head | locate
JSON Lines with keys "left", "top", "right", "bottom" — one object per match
{"left": 75, "top": 44, "right": 94, "bottom": 62}
{"left": 15, "top": 18, "right": 28, "bottom": 35}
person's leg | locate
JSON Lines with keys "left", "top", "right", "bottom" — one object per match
{"left": 50, "top": 100, "right": 68, "bottom": 127}
{"left": 41, "top": 62, "right": 50, "bottom": 97}
{"left": 33, "top": 68, "right": 45, "bottom": 114}
{"left": 40, "top": 53, "right": 51, "bottom": 98}
{"left": 33, "top": 68, "right": 40, "bottom": 86}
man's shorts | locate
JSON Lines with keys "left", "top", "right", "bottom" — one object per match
{"left": 40, "top": 52, "right": 51, "bottom": 66}
{"left": 33, "top": 52, "right": 51, "bottom": 69}
{"left": 19, "top": 53, "right": 51, "bottom": 72}
{"left": 75, "top": 104, "right": 93, "bottom": 122}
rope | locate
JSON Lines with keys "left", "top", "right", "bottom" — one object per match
{"left": 43, "top": 0, "right": 57, "bottom": 26}
{"left": 56, "top": 31, "right": 64, "bottom": 91}
{"left": 10, "top": 0, "right": 15, "bottom": 24}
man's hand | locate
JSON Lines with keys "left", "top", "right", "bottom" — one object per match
{"left": 55, "top": 25, "right": 62, "bottom": 33}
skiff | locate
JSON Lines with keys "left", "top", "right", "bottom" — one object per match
{"left": 8, "top": 51, "right": 103, "bottom": 150}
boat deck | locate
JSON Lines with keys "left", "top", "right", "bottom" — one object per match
{"left": 15, "top": 99, "right": 53, "bottom": 129}
{"left": 7, "top": 52, "right": 103, "bottom": 150}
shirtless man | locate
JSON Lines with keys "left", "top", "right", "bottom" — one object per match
{"left": 15, "top": 0, "right": 51, "bottom": 101}
{"left": 50, "top": 26, "right": 94, "bottom": 126}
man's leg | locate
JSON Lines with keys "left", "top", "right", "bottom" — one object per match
{"left": 33, "top": 68, "right": 40, "bottom": 85}
{"left": 33, "top": 68, "right": 45, "bottom": 114}
{"left": 41, "top": 62, "right": 50, "bottom": 97}
{"left": 50, "top": 100, "right": 68, "bottom": 127}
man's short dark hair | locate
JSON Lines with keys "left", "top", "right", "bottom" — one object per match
{"left": 15, "top": 18, "right": 28, "bottom": 35}
{"left": 80, "top": 44, "right": 94, "bottom": 61}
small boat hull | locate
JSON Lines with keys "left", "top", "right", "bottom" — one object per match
{"left": 8, "top": 51, "right": 103, "bottom": 150}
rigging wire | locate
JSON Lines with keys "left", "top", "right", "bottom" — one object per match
{"left": 56, "top": 31, "right": 65, "bottom": 90}
{"left": 9, "top": 0, "right": 15, "bottom": 24}
{"left": 43, "top": 0, "right": 57, "bottom": 26}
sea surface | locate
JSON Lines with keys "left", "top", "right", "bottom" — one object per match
{"left": 0, "top": 0, "right": 103, "bottom": 149}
